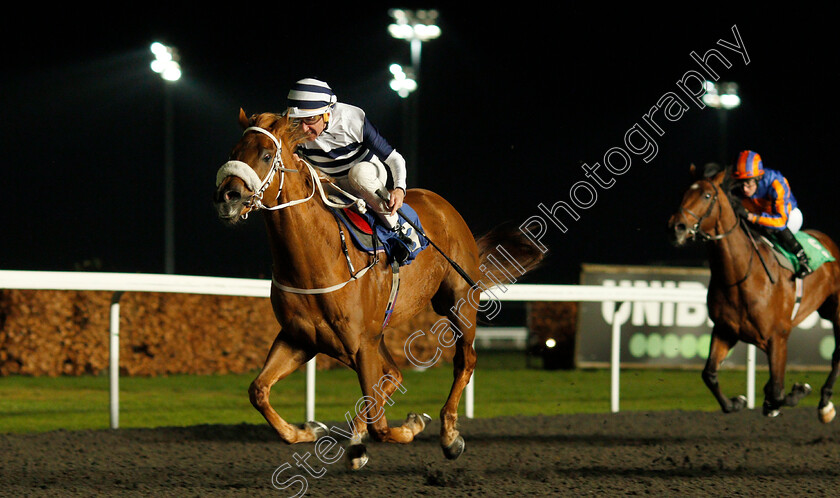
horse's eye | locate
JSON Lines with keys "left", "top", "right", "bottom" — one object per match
{"left": 704, "top": 193, "right": 712, "bottom": 199}
{"left": 262, "top": 153, "right": 272, "bottom": 163}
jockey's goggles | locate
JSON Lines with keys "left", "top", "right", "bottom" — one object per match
{"left": 297, "top": 114, "right": 324, "bottom": 125}
{"left": 735, "top": 175, "right": 761, "bottom": 186}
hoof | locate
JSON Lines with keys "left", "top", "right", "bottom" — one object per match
{"left": 794, "top": 382, "right": 813, "bottom": 396}
{"left": 724, "top": 395, "right": 747, "bottom": 413}
{"left": 346, "top": 443, "right": 368, "bottom": 471}
{"left": 819, "top": 401, "right": 836, "bottom": 424}
{"left": 406, "top": 412, "right": 432, "bottom": 432}
{"left": 762, "top": 402, "right": 781, "bottom": 417}
{"left": 304, "top": 421, "right": 329, "bottom": 440}
{"left": 442, "top": 435, "right": 465, "bottom": 460}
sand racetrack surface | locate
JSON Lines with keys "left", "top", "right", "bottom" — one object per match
{"left": 2, "top": 407, "right": 840, "bottom": 496}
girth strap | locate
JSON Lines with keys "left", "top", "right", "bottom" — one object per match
{"left": 271, "top": 221, "right": 378, "bottom": 295}
{"left": 381, "top": 261, "right": 401, "bottom": 330}
{"left": 271, "top": 264, "right": 376, "bottom": 294}
{"left": 791, "top": 277, "right": 803, "bottom": 321}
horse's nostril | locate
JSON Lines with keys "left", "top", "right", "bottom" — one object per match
{"left": 224, "top": 190, "right": 241, "bottom": 202}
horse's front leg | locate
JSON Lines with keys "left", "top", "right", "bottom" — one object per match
{"left": 250, "top": 333, "right": 327, "bottom": 443}
{"left": 702, "top": 328, "right": 747, "bottom": 413}
{"left": 763, "top": 334, "right": 811, "bottom": 417}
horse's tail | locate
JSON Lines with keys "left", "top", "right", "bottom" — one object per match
{"left": 475, "top": 223, "right": 545, "bottom": 284}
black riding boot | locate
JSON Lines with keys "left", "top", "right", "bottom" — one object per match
{"left": 776, "top": 227, "right": 812, "bottom": 278}
{"left": 389, "top": 227, "right": 413, "bottom": 264}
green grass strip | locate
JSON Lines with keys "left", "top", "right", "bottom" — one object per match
{"left": 0, "top": 352, "right": 830, "bottom": 434}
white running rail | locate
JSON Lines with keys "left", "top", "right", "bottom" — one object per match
{"left": 0, "top": 270, "right": 754, "bottom": 428}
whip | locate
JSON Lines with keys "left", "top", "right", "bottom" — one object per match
{"left": 376, "top": 189, "right": 477, "bottom": 288}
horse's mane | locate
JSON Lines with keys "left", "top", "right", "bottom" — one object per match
{"left": 701, "top": 162, "right": 740, "bottom": 207}
{"left": 242, "top": 112, "right": 315, "bottom": 194}
{"left": 703, "top": 161, "right": 767, "bottom": 239}
{"left": 248, "top": 112, "right": 310, "bottom": 151}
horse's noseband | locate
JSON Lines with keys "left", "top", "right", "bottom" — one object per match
{"left": 216, "top": 160, "right": 263, "bottom": 193}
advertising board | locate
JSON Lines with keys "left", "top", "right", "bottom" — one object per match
{"left": 576, "top": 264, "right": 835, "bottom": 367}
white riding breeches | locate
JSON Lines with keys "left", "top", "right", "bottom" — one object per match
{"left": 335, "top": 159, "right": 400, "bottom": 228}
{"left": 788, "top": 207, "right": 803, "bottom": 233}
{"left": 333, "top": 160, "right": 423, "bottom": 252}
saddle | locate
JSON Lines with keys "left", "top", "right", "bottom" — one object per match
{"left": 328, "top": 194, "right": 428, "bottom": 266}
{"left": 760, "top": 231, "right": 836, "bottom": 274}
{"left": 332, "top": 207, "right": 385, "bottom": 255}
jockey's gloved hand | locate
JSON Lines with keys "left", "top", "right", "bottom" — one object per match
{"left": 732, "top": 201, "right": 750, "bottom": 219}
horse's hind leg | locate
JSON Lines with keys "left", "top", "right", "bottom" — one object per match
{"left": 376, "top": 338, "right": 432, "bottom": 435}
{"left": 347, "top": 340, "right": 431, "bottom": 441}
{"left": 762, "top": 334, "right": 812, "bottom": 417}
{"left": 702, "top": 327, "right": 747, "bottom": 413}
{"left": 439, "top": 325, "right": 476, "bottom": 460}
{"left": 344, "top": 339, "right": 431, "bottom": 470}
{"left": 817, "top": 298, "right": 840, "bottom": 423}
{"left": 432, "top": 288, "right": 477, "bottom": 460}
{"left": 250, "top": 333, "right": 326, "bottom": 443}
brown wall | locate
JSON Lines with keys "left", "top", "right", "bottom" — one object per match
{"left": 0, "top": 290, "right": 448, "bottom": 377}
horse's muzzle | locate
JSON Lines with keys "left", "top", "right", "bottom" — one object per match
{"left": 214, "top": 177, "right": 249, "bottom": 224}
{"left": 667, "top": 214, "right": 692, "bottom": 247}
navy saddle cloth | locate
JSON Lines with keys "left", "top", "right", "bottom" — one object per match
{"left": 329, "top": 202, "right": 428, "bottom": 266}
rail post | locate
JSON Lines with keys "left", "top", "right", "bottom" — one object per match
{"left": 110, "top": 291, "right": 124, "bottom": 429}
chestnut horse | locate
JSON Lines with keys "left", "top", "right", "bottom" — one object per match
{"left": 213, "top": 110, "right": 542, "bottom": 468}
{"left": 668, "top": 163, "right": 840, "bottom": 421}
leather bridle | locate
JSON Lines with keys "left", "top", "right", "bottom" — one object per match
{"left": 678, "top": 179, "right": 739, "bottom": 242}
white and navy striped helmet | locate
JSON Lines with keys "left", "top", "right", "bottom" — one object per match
{"left": 286, "top": 78, "right": 337, "bottom": 118}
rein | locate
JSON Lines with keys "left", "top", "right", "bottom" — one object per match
{"left": 217, "top": 126, "right": 370, "bottom": 216}
{"left": 740, "top": 218, "right": 776, "bottom": 285}
{"left": 216, "top": 125, "right": 381, "bottom": 295}
{"left": 680, "top": 178, "right": 775, "bottom": 286}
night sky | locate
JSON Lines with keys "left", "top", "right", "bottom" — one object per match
{"left": 2, "top": 9, "right": 836, "bottom": 284}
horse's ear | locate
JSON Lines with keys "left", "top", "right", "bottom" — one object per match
{"left": 238, "top": 108, "right": 250, "bottom": 129}
{"left": 689, "top": 163, "right": 698, "bottom": 178}
{"left": 703, "top": 162, "right": 723, "bottom": 178}
{"left": 711, "top": 170, "right": 727, "bottom": 185}
{"left": 720, "top": 165, "right": 736, "bottom": 192}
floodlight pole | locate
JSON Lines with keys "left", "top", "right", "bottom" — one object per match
{"left": 150, "top": 42, "right": 182, "bottom": 274}
{"left": 717, "top": 108, "right": 728, "bottom": 164}
{"left": 702, "top": 81, "right": 741, "bottom": 162}
{"left": 407, "top": 38, "right": 422, "bottom": 186}
{"left": 164, "top": 84, "right": 175, "bottom": 274}
{"left": 388, "top": 9, "right": 440, "bottom": 187}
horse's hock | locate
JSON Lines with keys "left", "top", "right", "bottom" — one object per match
{"left": 0, "top": 290, "right": 449, "bottom": 376}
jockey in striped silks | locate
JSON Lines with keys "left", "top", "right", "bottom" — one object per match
{"left": 285, "top": 78, "right": 417, "bottom": 263}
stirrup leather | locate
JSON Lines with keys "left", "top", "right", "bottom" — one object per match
{"left": 795, "top": 250, "right": 813, "bottom": 278}
{"left": 389, "top": 227, "right": 413, "bottom": 264}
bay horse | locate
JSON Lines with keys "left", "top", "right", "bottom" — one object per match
{"left": 213, "top": 110, "right": 542, "bottom": 468}
{"left": 667, "top": 163, "right": 840, "bottom": 421}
